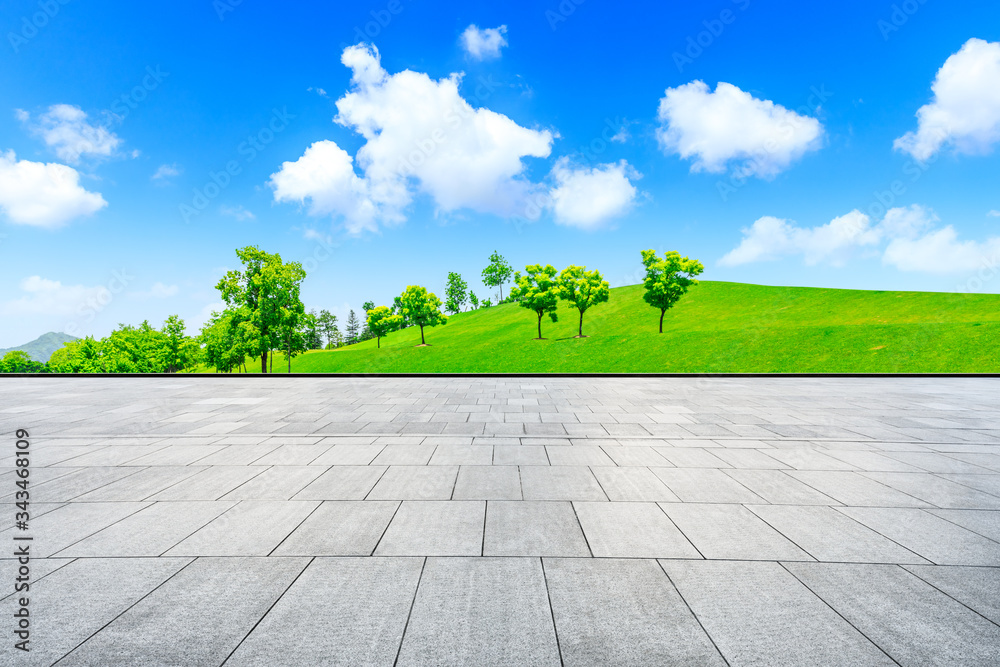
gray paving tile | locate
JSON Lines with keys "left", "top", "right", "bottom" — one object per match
{"left": 600, "top": 445, "right": 671, "bottom": 466}
{"left": 747, "top": 504, "right": 929, "bottom": 564}
{"left": 788, "top": 471, "right": 932, "bottom": 507}
{"left": 32, "top": 466, "right": 145, "bottom": 502}
{"left": 374, "top": 501, "right": 485, "bottom": 556}
{"left": 453, "top": 466, "right": 522, "bottom": 500}
{"left": 310, "top": 443, "right": 385, "bottom": 465}
{"left": 371, "top": 444, "right": 436, "bottom": 465}
{"left": 785, "top": 562, "right": 1000, "bottom": 666}
{"left": 126, "top": 445, "right": 225, "bottom": 466}
{"left": 710, "top": 448, "right": 789, "bottom": 469}
{"left": 493, "top": 445, "right": 549, "bottom": 465}
{"left": 484, "top": 501, "right": 590, "bottom": 557}
{"left": 165, "top": 500, "right": 319, "bottom": 556}
{"left": 250, "top": 444, "right": 332, "bottom": 465}
{"left": 544, "top": 558, "right": 725, "bottom": 666}
{"left": 520, "top": 466, "right": 608, "bottom": 501}
{"left": 57, "top": 501, "right": 235, "bottom": 557}
{"left": 885, "top": 451, "right": 996, "bottom": 474}
{"left": 926, "top": 508, "right": 1000, "bottom": 542}
{"left": 723, "top": 469, "right": 840, "bottom": 505}
{"left": 862, "top": 471, "right": 1000, "bottom": 509}
{"left": 575, "top": 502, "right": 700, "bottom": 558}
{"left": 72, "top": 466, "right": 205, "bottom": 501}
{"left": 0, "top": 557, "right": 191, "bottom": 666}
{"left": 650, "top": 468, "right": 764, "bottom": 503}
{"left": 428, "top": 444, "right": 493, "bottom": 465}
{"left": 23, "top": 501, "right": 150, "bottom": 557}
{"left": 272, "top": 500, "right": 400, "bottom": 555}
{"left": 292, "top": 465, "right": 387, "bottom": 500}
{"left": 837, "top": 507, "right": 1000, "bottom": 566}
{"left": 590, "top": 467, "right": 680, "bottom": 501}
{"left": 220, "top": 466, "right": 326, "bottom": 500}
{"left": 227, "top": 557, "right": 423, "bottom": 667}
{"left": 663, "top": 560, "right": 895, "bottom": 667}
{"left": 366, "top": 465, "right": 459, "bottom": 500}
{"left": 903, "top": 564, "right": 1000, "bottom": 625}
{"left": 661, "top": 503, "right": 813, "bottom": 561}
{"left": 397, "top": 557, "right": 560, "bottom": 667}
{"left": 187, "top": 443, "right": 281, "bottom": 466}
{"left": 59, "top": 557, "right": 309, "bottom": 667}
{"left": 146, "top": 466, "right": 267, "bottom": 501}
{"left": 545, "top": 445, "right": 616, "bottom": 466}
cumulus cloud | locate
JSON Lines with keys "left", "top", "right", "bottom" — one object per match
{"left": 656, "top": 81, "right": 823, "bottom": 178}
{"left": 270, "top": 44, "right": 553, "bottom": 233}
{"left": 548, "top": 158, "right": 639, "bottom": 230}
{"left": 894, "top": 38, "right": 1000, "bottom": 161}
{"left": 0, "top": 150, "right": 107, "bottom": 228}
{"left": 719, "top": 210, "right": 879, "bottom": 267}
{"left": 461, "top": 24, "right": 508, "bottom": 60}
{"left": 20, "top": 104, "right": 121, "bottom": 163}
{"left": 720, "top": 204, "right": 1000, "bottom": 275}
{"left": 989, "top": 210, "right": 1000, "bottom": 217}
{"left": 1, "top": 276, "right": 110, "bottom": 316}
{"left": 151, "top": 163, "right": 181, "bottom": 183}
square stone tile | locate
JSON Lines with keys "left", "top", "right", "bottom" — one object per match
{"left": 484, "top": 501, "right": 590, "bottom": 557}
{"left": 374, "top": 501, "right": 485, "bottom": 556}
{"left": 574, "top": 502, "right": 700, "bottom": 559}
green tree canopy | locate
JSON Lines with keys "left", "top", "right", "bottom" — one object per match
{"left": 216, "top": 246, "right": 307, "bottom": 373}
{"left": 482, "top": 251, "right": 513, "bottom": 302}
{"left": 200, "top": 310, "right": 248, "bottom": 373}
{"left": 318, "top": 309, "right": 338, "bottom": 347}
{"left": 557, "top": 265, "right": 610, "bottom": 337}
{"left": 398, "top": 285, "right": 447, "bottom": 345}
{"left": 510, "top": 264, "right": 560, "bottom": 339}
{"left": 640, "top": 249, "right": 704, "bottom": 333}
{"left": 445, "top": 272, "right": 468, "bottom": 314}
{"left": 366, "top": 305, "right": 404, "bottom": 348}
{"left": 0, "top": 350, "right": 44, "bottom": 374}
{"left": 346, "top": 310, "right": 360, "bottom": 344}
{"left": 469, "top": 291, "right": 480, "bottom": 309}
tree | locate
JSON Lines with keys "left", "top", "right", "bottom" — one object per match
{"left": 398, "top": 285, "right": 447, "bottom": 345}
{"left": 469, "top": 291, "right": 480, "bottom": 310}
{"left": 640, "top": 250, "right": 704, "bottom": 333}
{"left": 318, "top": 309, "right": 338, "bottom": 347}
{"left": 362, "top": 301, "right": 375, "bottom": 313}
{"left": 200, "top": 309, "right": 247, "bottom": 373}
{"left": 329, "top": 326, "right": 343, "bottom": 348}
{"left": 0, "top": 350, "right": 44, "bottom": 374}
{"left": 366, "top": 305, "right": 403, "bottom": 348}
{"left": 509, "top": 264, "right": 560, "bottom": 339}
{"left": 277, "top": 307, "right": 310, "bottom": 372}
{"left": 557, "top": 265, "right": 610, "bottom": 337}
{"left": 304, "top": 309, "right": 323, "bottom": 349}
{"left": 162, "top": 315, "right": 191, "bottom": 373}
{"left": 482, "top": 251, "right": 513, "bottom": 302}
{"left": 444, "top": 272, "right": 468, "bottom": 314}
{"left": 216, "top": 246, "right": 307, "bottom": 373}
{"left": 346, "top": 310, "right": 360, "bottom": 344}
{"left": 392, "top": 296, "right": 411, "bottom": 328}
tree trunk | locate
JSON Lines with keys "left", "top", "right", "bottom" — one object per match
{"left": 578, "top": 309, "right": 584, "bottom": 337}
{"left": 420, "top": 325, "right": 426, "bottom": 345}
{"left": 500, "top": 284, "right": 503, "bottom": 301}
{"left": 537, "top": 312, "right": 543, "bottom": 339}
{"left": 377, "top": 336, "right": 381, "bottom": 348}
{"left": 659, "top": 309, "right": 665, "bottom": 334}
{"left": 261, "top": 351, "right": 267, "bottom": 373}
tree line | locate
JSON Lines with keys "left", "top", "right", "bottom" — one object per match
{"left": 0, "top": 247, "right": 702, "bottom": 373}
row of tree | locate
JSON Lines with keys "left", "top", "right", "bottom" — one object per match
{"left": 1, "top": 247, "right": 703, "bottom": 373}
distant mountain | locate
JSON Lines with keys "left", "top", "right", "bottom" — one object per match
{"left": 0, "top": 332, "right": 79, "bottom": 363}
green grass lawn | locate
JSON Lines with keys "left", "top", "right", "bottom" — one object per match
{"left": 214, "top": 281, "right": 1000, "bottom": 373}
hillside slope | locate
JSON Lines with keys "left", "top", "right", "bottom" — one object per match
{"left": 260, "top": 282, "right": 1000, "bottom": 373}
{"left": 0, "top": 332, "right": 79, "bottom": 363}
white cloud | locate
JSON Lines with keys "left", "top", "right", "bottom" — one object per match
{"left": 719, "top": 210, "right": 879, "bottom": 267}
{"left": 219, "top": 204, "right": 255, "bottom": 221}
{"left": 988, "top": 210, "right": 1000, "bottom": 217}
{"left": 548, "top": 158, "right": 639, "bottom": 230}
{"left": 656, "top": 81, "right": 823, "bottom": 178}
{"left": 151, "top": 163, "right": 181, "bottom": 183}
{"left": 883, "top": 226, "right": 1000, "bottom": 274}
{"left": 271, "top": 44, "right": 553, "bottom": 233}
{"left": 894, "top": 38, "right": 1000, "bottom": 161}
{"left": 128, "top": 282, "right": 179, "bottom": 299}
{"left": 0, "top": 150, "right": 107, "bottom": 228}
{"left": 461, "top": 24, "right": 508, "bottom": 60}
{"left": 307, "top": 86, "right": 329, "bottom": 98}
{"left": 1, "top": 276, "right": 109, "bottom": 316}
{"left": 720, "top": 204, "right": 1000, "bottom": 275}
{"left": 21, "top": 104, "right": 122, "bottom": 163}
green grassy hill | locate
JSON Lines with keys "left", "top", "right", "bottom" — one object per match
{"left": 1, "top": 331, "right": 79, "bottom": 363}
{"left": 244, "top": 281, "right": 1000, "bottom": 373}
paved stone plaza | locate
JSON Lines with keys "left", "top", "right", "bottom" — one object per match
{"left": 1, "top": 376, "right": 998, "bottom": 665}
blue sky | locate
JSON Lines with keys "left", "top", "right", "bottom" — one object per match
{"left": 1, "top": 0, "right": 999, "bottom": 346}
